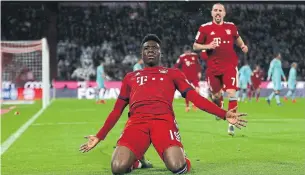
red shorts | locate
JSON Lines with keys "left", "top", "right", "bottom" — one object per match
{"left": 188, "top": 79, "right": 199, "bottom": 88}
{"left": 206, "top": 67, "right": 238, "bottom": 93}
{"left": 252, "top": 82, "right": 261, "bottom": 90}
{"left": 117, "top": 114, "right": 183, "bottom": 160}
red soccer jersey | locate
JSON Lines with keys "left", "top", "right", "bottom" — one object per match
{"left": 118, "top": 66, "right": 193, "bottom": 116}
{"left": 251, "top": 70, "right": 264, "bottom": 86}
{"left": 174, "top": 52, "right": 201, "bottom": 81}
{"left": 195, "top": 21, "right": 240, "bottom": 75}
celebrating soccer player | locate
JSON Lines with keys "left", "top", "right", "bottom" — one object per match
{"left": 193, "top": 3, "right": 248, "bottom": 136}
{"left": 250, "top": 65, "right": 264, "bottom": 102}
{"left": 236, "top": 61, "right": 252, "bottom": 102}
{"left": 284, "top": 62, "right": 297, "bottom": 103}
{"left": 95, "top": 61, "right": 106, "bottom": 104}
{"left": 80, "top": 34, "right": 247, "bottom": 175}
{"left": 266, "top": 53, "right": 286, "bottom": 106}
{"left": 174, "top": 45, "right": 202, "bottom": 112}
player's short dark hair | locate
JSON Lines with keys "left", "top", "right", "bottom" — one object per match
{"left": 141, "top": 34, "right": 161, "bottom": 46}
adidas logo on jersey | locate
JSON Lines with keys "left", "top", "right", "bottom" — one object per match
{"left": 210, "top": 31, "right": 215, "bottom": 35}
{"left": 226, "top": 29, "right": 231, "bottom": 35}
{"left": 159, "top": 69, "right": 168, "bottom": 74}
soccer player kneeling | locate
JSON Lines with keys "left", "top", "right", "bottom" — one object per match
{"left": 80, "top": 34, "right": 247, "bottom": 174}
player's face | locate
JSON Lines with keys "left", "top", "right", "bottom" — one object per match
{"left": 211, "top": 4, "right": 226, "bottom": 24}
{"left": 142, "top": 41, "right": 161, "bottom": 67}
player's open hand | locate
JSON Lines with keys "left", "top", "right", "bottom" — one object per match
{"left": 241, "top": 45, "right": 248, "bottom": 53}
{"left": 79, "top": 135, "right": 100, "bottom": 153}
{"left": 225, "top": 107, "right": 247, "bottom": 129}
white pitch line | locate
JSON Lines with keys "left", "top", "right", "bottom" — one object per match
{"left": 32, "top": 122, "right": 93, "bottom": 126}
{"left": 1, "top": 100, "right": 54, "bottom": 156}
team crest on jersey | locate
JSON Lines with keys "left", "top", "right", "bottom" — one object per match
{"left": 226, "top": 29, "right": 231, "bottom": 35}
{"left": 192, "top": 57, "right": 195, "bottom": 60}
{"left": 159, "top": 69, "right": 168, "bottom": 74}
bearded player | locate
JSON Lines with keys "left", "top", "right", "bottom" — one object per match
{"left": 174, "top": 45, "right": 202, "bottom": 112}
{"left": 193, "top": 3, "right": 248, "bottom": 136}
{"left": 80, "top": 34, "right": 247, "bottom": 175}
{"left": 250, "top": 65, "right": 264, "bottom": 102}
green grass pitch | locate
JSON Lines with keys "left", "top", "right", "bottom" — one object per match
{"left": 1, "top": 98, "right": 305, "bottom": 175}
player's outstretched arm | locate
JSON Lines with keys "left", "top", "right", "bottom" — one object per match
{"left": 173, "top": 69, "right": 247, "bottom": 128}
{"left": 186, "top": 90, "right": 247, "bottom": 128}
{"left": 193, "top": 41, "right": 217, "bottom": 51}
{"left": 79, "top": 99, "right": 128, "bottom": 153}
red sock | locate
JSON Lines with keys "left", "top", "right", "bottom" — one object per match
{"left": 185, "top": 98, "right": 189, "bottom": 107}
{"left": 228, "top": 98, "right": 237, "bottom": 112}
{"left": 185, "top": 158, "right": 191, "bottom": 172}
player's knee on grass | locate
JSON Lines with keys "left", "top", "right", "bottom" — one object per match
{"left": 111, "top": 146, "right": 136, "bottom": 174}
{"left": 163, "top": 146, "right": 188, "bottom": 174}
{"left": 226, "top": 89, "right": 236, "bottom": 98}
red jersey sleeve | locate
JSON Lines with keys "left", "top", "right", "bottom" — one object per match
{"left": 118, "top": 74, "right": 131, "bottom": 102}
{"left": 195, "top": 25, "right": 206, "bottom": 44}
{"left": 172, "top": 69, "right": 194, "bottom": 98}
{"left": 232, "top": 24, "right": 240, "bottom": 39}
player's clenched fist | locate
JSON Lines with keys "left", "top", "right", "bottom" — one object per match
{"left": 241, "top": 44, "right": 248, "bottom": 53}
{"left": 79, "top": 135, "right": 100, "bottom": 153}
{"left": 225, "top": 107, "right": 247, "bottom": 129}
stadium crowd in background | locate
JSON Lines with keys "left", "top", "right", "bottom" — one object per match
{"left": 2, "top": 2, "right": 305, "bottom": 81}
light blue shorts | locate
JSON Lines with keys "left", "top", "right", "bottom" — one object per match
{"left": 272, "top": 79, "right": 282, "bottom": 91}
